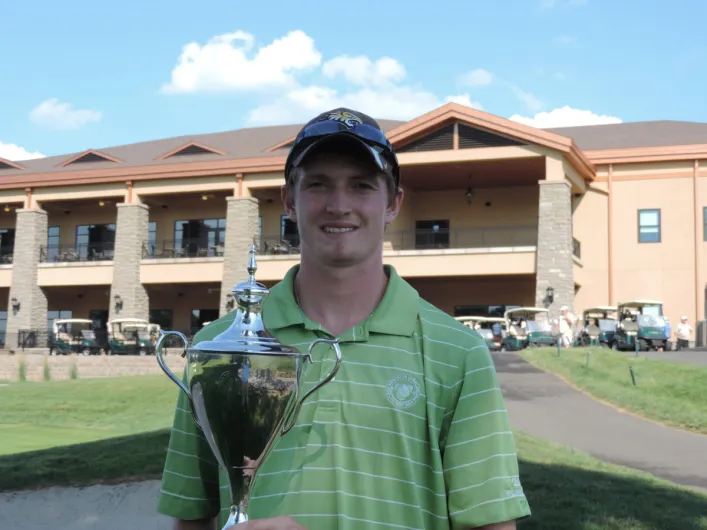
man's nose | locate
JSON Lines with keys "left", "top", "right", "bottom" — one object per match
{"left": 325, "top": 187, "right": 352, "bottom": 215}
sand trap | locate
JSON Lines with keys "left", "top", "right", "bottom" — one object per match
{"left": 0, "top": 480, "right": 172, "bottom": 530}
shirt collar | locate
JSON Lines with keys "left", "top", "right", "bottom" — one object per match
{"left": 263, "top": 264, "right": 419, "bottom": 337}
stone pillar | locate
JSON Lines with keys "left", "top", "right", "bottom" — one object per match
{"left": 535, "top": 181, "right": 574, "bottom": 320}
{"left": 6, "top": 209, "right": 48, "bottom": 347}
{"left": 109, "top": 203, "right": 149, "bottom": 322}
{"left": 220, "top": 197, "right": 259, "bottom": 317}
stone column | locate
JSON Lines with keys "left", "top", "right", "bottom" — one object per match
{"left": 220, "top": 197, "right": 259, "bottom": 317}
{"left": 109, "top": 203, "right": 149, "bottom": 322}
{"left": 6, "top": 209, "right": 48, "bottom": 347}
{"left": 535, "top": 180, "right": 574, "bottom": 319}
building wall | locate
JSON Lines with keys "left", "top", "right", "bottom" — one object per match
{"left": 572, "top": 185, "right": 609, "bottom": 312}
{"left": 46, "top": 207, "right": 118, "bottom": 247}
{"left": 149, "top": 199, "right": 227, "bottom": 243}
{"left": 611, "top": 169, "right": 697, "bottom": 327}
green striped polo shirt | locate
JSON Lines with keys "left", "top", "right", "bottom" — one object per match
{"left": 157, "top": 265, "right": 531, "bottom": 529}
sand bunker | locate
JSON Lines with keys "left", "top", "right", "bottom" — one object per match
{"left": 0, "top": 480, "right": 172, "bottom": 530}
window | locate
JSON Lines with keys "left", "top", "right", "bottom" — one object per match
{"left": 150, "top": 309, "right": 173, "bottom": 330}
{"left": 174, "top": 218, "right": 226, "bottom": 256}
{"left": 147, "top": 221, "right": 157, "bottom": 257}
{"left": 281, "top": 216, "right": 300, "bottom": 247}
{"left": 47, "top": 310, "right": 73, "bottom": 333}
{"left": 415, "top": 220, "right": 450, "bottom": 249}
{"left": 191, "top": 309, "right": 219, "bottom": 335}
{"left": 638, "top": 209, "right": 661, "bottom": 243}
{"left": 76, "top": 223, "right": 116, "bottom": 259}
{"left": 46, "top": 226, "right": 60, "bottom": 261}
{"left": 0, "top": 228, "right": 15, "bottom": 261}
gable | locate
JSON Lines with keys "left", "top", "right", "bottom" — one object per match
{"left": 0, "top": 158, "right": 24, "bottom": 170}
{"left": 61, "top": 150, "right": 119, "bottom": 166}
{"left": 158, "top": 142, "right": 226, "bottom": 159}
{"left": 396, "top": 122, "right": 525, "bottom": 153}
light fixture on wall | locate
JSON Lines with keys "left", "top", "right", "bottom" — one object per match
{"left": 114, "top": 294, "right": 123, "bottom": 311}
{"left": 3, "top": 205, "right": 9, "bottom": 213}
{"left": 98, "top": 201, "right": 105, "bottom": 207}
{"left": 201, "top": 195, "right": 209, "bottom": 201}
{"left": 465, "top": 188, "right": 474, "bottom": 206}
{"left": 10, "top": 297, "right": 20, "bottom": 312}
{"left": 545, "top": 286, "right": 555, "bottom": 305}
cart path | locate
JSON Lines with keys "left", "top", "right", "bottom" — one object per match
{"left": 493, "top": 352, "right": 707, "bottom": 492}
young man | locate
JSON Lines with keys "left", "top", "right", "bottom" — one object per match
{"left": 157, "top": 108, "right": 531, "bottom": 529}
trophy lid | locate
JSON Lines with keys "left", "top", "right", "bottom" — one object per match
{"left": 191, "top": 243, "right": 303, "bottom": 356}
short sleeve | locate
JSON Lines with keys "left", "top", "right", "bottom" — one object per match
{"left": 156, "top": 370, "right": 222, "bottom": 521}
{"left": 442, "top": 343, "right": 531, "bottom": 529}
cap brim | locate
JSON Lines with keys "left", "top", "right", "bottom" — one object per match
{"left": 288, "top": 133, "right": 390, "bottom": 179}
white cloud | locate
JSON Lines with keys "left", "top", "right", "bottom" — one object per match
{"left": 509, "top": 106, "right": 622, "bottom": 128}
{"left": 511, "top": 86, "right": 544, "bottom": 113}
{"left": 30, "top": 99, "right": 102, "bottom": 131}
{"left": 445, "top": 94, "right": 483, "bottom": 110}
{"left": 0, "top": 141, "right": 45, "bottom": 161}
{"left": 161, "top": 30, "right": 322, "bottom": 94}
{"left": 322, "top": 56, "right": 406, "bottom": 87}
{"left": 460, "top": 68, "right": 494, "bottom": 87}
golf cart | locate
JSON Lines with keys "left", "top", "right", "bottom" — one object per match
{"left": 106, "top": 318, "right": 160, "bottom": 356}
{"left": 455, "top": 316, "right": 506, "bottom": 351}
{"left": 575, "top": 306, "right": 617, "bottom": 347}
{"left": 49, "top": 318, "right": 102, "bottom": 356}
{"left": 612, "top": 300, "right": 667, "bottom": 351}
{"left": 502, "top": 307, "right": 555, "bottom": 351}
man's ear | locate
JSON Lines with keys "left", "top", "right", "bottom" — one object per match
{"left": 385, "top": 186, "right": 404, "bottom": 224}
{"left": 281, "top": 184, "right": 297, "bottom": 222}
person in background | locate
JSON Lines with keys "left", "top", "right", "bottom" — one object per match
{"left": 559, "top": 305, "right": 575, "bottom": 348}
{"left": 675, "top": 316, "right": 693, "bottom": 350}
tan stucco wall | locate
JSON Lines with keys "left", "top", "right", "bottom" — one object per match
{"left": 611, "top": 175, "right": 697, "bottom": 327}
{"left": 572, "top": 187, "right": 609, "bottom": 311}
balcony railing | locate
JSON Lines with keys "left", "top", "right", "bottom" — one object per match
{"left": 143, "top": 239, "right": 226, "bottom": 259}
{"left": 40, "top": 242, "right": 115, "bottom": 263}
{"left": 0, "top": 251, "right": 12, "bottom": 264}
{"left": 255, "top": 226, "right": 537, "bottom": 256}
{"left": 573, "top": 237, "right": 581, "bottom": 259}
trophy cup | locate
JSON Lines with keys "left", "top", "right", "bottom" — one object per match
{"left": 156, "top": 244, "right": 342, "bottom": 528}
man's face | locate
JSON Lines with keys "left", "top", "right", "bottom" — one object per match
{"left": 281, "top": 150, "right": 403, "bottom": 268}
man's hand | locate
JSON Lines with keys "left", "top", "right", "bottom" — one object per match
{"left": 235, "top": 516, "right": 307, "bottom": 529}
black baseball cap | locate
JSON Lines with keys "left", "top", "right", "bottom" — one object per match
{"left": 284, "top": 108, "right": 400, "bottom": 189}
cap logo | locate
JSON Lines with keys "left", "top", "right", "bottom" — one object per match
{"left": 324, "top": 111, "right": 363, "bottom": 128}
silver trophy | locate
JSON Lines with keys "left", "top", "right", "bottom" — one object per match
{"left": 156, "top": 244, "right": 342, "bottom": 528}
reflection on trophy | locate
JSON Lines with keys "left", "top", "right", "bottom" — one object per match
{"left": 156, "top": 244, "right": 342, "bottom": 528}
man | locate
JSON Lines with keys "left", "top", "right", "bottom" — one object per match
{"left": 157, "top": 108, "right": 531, "bottom": 529}
{"left": 675, "top": 316, "right": 693, "bottom": 350}
{"left": 558, "top": 306, "right": 574, "bottom": 348}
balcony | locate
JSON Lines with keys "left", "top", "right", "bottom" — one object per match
{"left": 40, "top": 242, "right": 115, "bottom": 263}
{"left": 256, "top": 225, "right": 537, "bottom": 255}
{"left": 142, "top": 239, "right": 225, "bottom": 259}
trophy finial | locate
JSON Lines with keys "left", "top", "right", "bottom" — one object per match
{"left": 247, "top": 243, "right": 257, "bottom": 282}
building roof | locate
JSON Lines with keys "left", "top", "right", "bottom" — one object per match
{"left": 3, "top": 109, "right": 707, "bottom": 178}
{"left": 545, "top": 120, "right": 707, "bottom": 151}
{"left": 0, "top": 120, "right": 404, "bottom": 177}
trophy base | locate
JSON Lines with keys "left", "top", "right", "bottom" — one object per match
{"left": 223, "top": 504, "right": 248, "bottom": 528}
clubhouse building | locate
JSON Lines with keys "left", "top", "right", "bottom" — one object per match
{"left": 1, "top": 102, "right": 706, "bottom": 346}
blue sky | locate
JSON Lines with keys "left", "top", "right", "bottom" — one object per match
{"left": 1, "top": 0, "right": 706, "bottom": 161}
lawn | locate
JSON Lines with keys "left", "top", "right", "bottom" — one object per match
{"left": 0, "top": 375, "right": 179, "bottom": 455}
{"left": 1, "top": 375, "right": 707, "bottom": 529}
{"left": 519, "top": 347, "right": 707, "bottom": 434}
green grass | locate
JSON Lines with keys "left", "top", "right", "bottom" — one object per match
{"left": 1, "top": 375, "right": 707, "bottom": 529}
{"left": 0, "top": 375, "right": 180, "bottom": 455}
{"left": 519, "top": 347, "right": 707, "bottom": 434}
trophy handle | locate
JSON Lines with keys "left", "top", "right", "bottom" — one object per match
{"left": 156, "top": 330, "right": 191, "bottom": 399}
{"left": 281, "top": 338, "right": 342, "bottom": 435}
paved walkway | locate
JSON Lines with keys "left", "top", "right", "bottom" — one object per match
{"left": 618, "top": 349, "right": 707, "bottom": 366}
{"left": 493, "top": 352, "right": 707, "bottom": 492}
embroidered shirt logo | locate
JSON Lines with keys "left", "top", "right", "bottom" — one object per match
{"left": 386, "top": 374, "right": 421, "bottom": 409}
